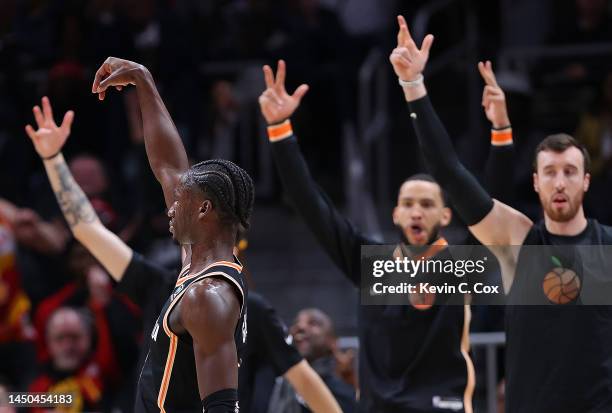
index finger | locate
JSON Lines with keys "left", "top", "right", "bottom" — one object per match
{"left": 92, "top": 61, "right": 111, "bottom": 93}
{"left": 478, "top": 60, "right": 498, "bottom": 86}
{"left": 262, "top": 65, "right": 275, "bottom": 89}
{"left": 275, "top": 60, "right": 286, "bottom": 90}
{"left": 397, "top": 15, "right": 412, "bottom": 47}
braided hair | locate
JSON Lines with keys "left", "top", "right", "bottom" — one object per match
{"left": 183, "top": 159, "right": 254, "bottom": 230}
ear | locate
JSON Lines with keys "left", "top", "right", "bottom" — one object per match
{"left": 392, "top": 206, "right": 399, "bottom": 225}
{"left": 583, "top": 172, "right": 591, "bottom": 192}
{"left": 198, "top": 200, "right": 212, "bottom": 219}
{"left": 533, "top": 172, "right": 539, "bottom": 193}
{"left": 440, "top": 207, "right": 452, "bottom": 227}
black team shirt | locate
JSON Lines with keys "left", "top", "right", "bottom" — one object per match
{"left": 119, "top": 254, "right": 247, "bottom": 413}
{"left": 271, "top": 136, "right": 473, "bottom": 413}
{"left": 506, "top": 219, "right": 612, "bottom": 413}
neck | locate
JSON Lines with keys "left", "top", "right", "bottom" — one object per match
{"left": 188, "top": 231, "right": 235, "bottom": 273}
{"left": 544, "top": 206, "right": 588, "bottom": 236}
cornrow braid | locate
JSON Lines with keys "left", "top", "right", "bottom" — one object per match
{"left": 184, "top": 159, "right": 255, "bottom": 230}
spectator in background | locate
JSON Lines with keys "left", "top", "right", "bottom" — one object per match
{"left": 266, "top": 308, "right": 357, "bottom": 413}
{"left": 29, "top": 306, "right": 115, "bottom": 412}
{"left": 0, "top": 202, "right": 37, "bottom": 390}
{"left": 32, "top": 243, "right": 141, "bottom": 386}
{"left": 241, "top": 292, "right": 344, "bottom": 413}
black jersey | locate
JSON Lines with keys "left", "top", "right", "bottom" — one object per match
{"left": 135, "top": 259, "right": 248, "bottom": 413}
{"left": 271, "top": 137, "right": 474, "bottom": 413}
{"left": 506, "top": 219, "right": 612, "bottom": 413}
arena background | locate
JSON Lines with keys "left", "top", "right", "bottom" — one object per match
{"left": 1, "top": 0, "right": 611, "bottom": 412}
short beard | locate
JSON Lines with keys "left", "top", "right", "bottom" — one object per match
{"left": 542, "top": 191, "right": 584, "bottom": 222}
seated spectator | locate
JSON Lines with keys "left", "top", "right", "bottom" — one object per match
{"left": 33, "top": 244, "right": 141, "bottom": 373}
{"left": 264, "top": 308, "right": 357, "bottom": 413}
{"left": 29, "top": 306, "right": 116, "bottom": 412}
{"left": 0, "top": 199, "right": 50, "bottom": 390}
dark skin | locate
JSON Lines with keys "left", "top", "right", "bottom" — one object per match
{"left": 92, "top": 57, "right": 242, "bottom": 399}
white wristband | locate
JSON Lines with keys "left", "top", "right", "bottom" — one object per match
{"left": 398, "top": 74, "right": 424, "bottom": 88}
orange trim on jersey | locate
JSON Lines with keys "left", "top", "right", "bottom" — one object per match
{"left": 267, "top": 120, "right": 293, "bottom": 142}
{"left": 461, "top": 305, "right": 475, "bottom": 413}
{"left": 175, "top": 261, "right": 242, "bottom": 286}
{"left": 157, "top": 334, "right": 178, "bottom": 413}
{"left": 491, "top": 129, "right": 513, "bottom": 146}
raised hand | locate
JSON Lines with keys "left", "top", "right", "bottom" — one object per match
{"left": 25, "top": 97, "right": 74, "bottom": 159}
{"left": 389, "top": 15, "right": 434, "bottom": 82}
{"left": 258, "top": 60, "right": 309, "bottom": 125}
{"left": 478, "top": 60, "right": 510, "bottom": 129}
{"left": 92, "top": 56, "right": 147, "bottom": 101}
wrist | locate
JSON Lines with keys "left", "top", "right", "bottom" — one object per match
{"left": 491, "top": 118, "right": 511, "bottom": 130}
{"left": 402, "top": 84, "right": 428, "bottom": 102}
{"left": 41, "top": 151, "right": 63, "bottom": 162}
{"left": 267, "top": 119, "right": 293, "bottom": 142}
{"left": 491, "top": 127, "right": 513, "bottom": 146}
{"left": 132, "top": 65, "right": 152, "bottom": 86}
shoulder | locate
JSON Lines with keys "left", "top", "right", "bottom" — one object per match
{"left": 180, "top": 277, "right": 241, "bottom": 334}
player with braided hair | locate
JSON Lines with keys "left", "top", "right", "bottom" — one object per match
{"left": 78, "top": 57, "right": 254, "bottom": 413}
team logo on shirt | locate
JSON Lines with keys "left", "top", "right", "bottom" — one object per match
{"left": 542, "top": 255, "right": 581, "bottom": 304}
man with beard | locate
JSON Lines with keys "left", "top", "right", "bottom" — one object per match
{"left": 258, "top": 60, "right": 476, "bottom": 412}
{"left": 390, "top": 15, "right": 612, "bottom": 413}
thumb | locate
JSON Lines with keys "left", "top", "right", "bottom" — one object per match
{"left": 60, "top": 111, "right": 75, "bottom": 135}
{"left": 292, "top": 84, "right": 309, "bottom": 102}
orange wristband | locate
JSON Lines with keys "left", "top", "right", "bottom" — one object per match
{"left": 267, "top": 119, "right": 293, "bottom": 142}
{"left": 491, "top": 128, "right": 513, "bottom": 146}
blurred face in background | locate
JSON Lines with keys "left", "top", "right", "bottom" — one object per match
{"left": 69, "top": 155, "right": 108, "bottom": 198}
{"left": 290, "top": 309, "right": 335, "bottom": 362}
{"left": 534, "top": 147, "right": 590, "bottom": 222}
{"left": 393, "top": 180, "right": 451, "bottom": 246}
{"left": 46, "top": 308, "right": 92, "bottom": 372}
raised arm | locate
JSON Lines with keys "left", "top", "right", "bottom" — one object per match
{"left": 284, "top": 360, "right": 344, "bottom": 413}
{"left": 479, "top": 61, "right": 516, "bottom": 204}
{"left": 25, "top": 97, "right": 132, "bottom": 280}
{"left": 389, "top": 16, "right": 532, "bottom": 246}
{"left": 180, "top": 279, "right": 242, "bottom": 412}
{"left": 258, "top": 61, "right": 370, "bottom": 282}
{"left": 92, "top": 57, "right": 189, "bottom": 209}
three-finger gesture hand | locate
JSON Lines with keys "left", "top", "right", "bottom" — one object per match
{"left": 25, "top": 97, "right": 74, "bottom": 159}
{"left": 92, "top": 57, "right": 146, "bottom": 101}
{"left": 478, "top": 60, "right": 510, "bottom": 128}
{"left": 258, "top": 60, "right": 309, "bottom": 125}
{"left": 389, "top": 15, "right": 434, "bottom": 81}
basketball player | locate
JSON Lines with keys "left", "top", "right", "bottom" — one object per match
{"left": 258, "top": 60, "right": 476, "bottom": 412}
{"left": 390, "top": 15, "right": 612, "bottom": 413}
{"left": 25, "top": 94, "right": 344, "bottom": 413}
{"left": 28, "top": 56, "right": 254, "bottom": 411}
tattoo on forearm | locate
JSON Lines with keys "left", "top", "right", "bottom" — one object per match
{"left": 53, "top": 162, "right": 97, "bottom": 227}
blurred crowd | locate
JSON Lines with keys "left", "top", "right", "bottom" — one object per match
{"left": 1, "top": 0, "right": 612, "bottom": 411}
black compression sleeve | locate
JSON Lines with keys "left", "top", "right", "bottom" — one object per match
{"left": 485, "top": 144, "right": 515, "bottom": 204}
{"left": 202, "top": 388, "right": 239, "bottom": 412}
{"left": 408, "top": 96, "right": 494, "bottom": 226}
